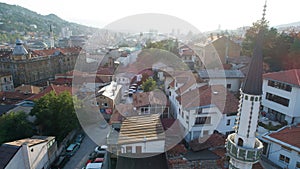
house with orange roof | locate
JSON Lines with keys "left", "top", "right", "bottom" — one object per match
{"left": 175, "top": 85, "right": 239, "bottom": 142}
{"left": 261, "top": 69, "right": 300, "bottom": 125}
{"left": 262, "top": 124, "right": 300, "bottom": 169}
{"left": 28, "top": 84, "right": 73, "bottom": 101}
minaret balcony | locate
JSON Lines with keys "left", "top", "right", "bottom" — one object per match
{"left": 226, "top": 133, "right": 263, "bottom": 163}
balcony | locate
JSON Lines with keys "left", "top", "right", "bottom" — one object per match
{"left": 226, "top": 133, "right": 263, "bottom": 163}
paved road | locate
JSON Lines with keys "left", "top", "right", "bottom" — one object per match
{"left": 64, "top": 123, "right": 110, "bottom": 169}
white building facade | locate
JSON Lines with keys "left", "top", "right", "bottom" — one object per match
{"left": 262, "top": 69, "right": 300, "bottom": 124}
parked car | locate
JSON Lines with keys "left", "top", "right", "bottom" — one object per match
{"left": 66, "top": 143, "right": 80, "bottom": 157}
{"left": 75, "top": 133, "right": 85, "bottom": 143}
{"left": 94, "top": 145, "right": 107, "bottom": 154}
{"left": 52, "top": 154, "right": 69, "bottom": 169}
{"left": 85, "top": 162, "right": 102, "bottom": 169}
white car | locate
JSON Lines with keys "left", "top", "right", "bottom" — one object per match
{"left": 86, "top": 162, "right": 102, "bottom": 169}
{"left": 94, "top": 145, "right": 107, "bottom": 154}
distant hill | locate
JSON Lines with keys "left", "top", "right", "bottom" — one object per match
{"left": 0, "top": 2, "right": 98, "bottom": 40}
{"left": 275, "top": 21, "right": 300, "bottom": 28}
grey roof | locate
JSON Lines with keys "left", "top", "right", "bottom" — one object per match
{"left": 12, "top": 39, "right": 28, "bottom": 56}
{"left": 0, "top": 144, "right": 20, "bottom": 168}
{"left": 242, "top": 30, "right": 264, "bottom": 95}
{"left": 116, "top": 153, "right": 169, "bottom": 169}
{"left": 0, "top": 105, "right": 17, "bottom": 116}
{"left": 199, "top": 69, "right": 245, "bottom": 79}
{"left": 183, "top": 149, "right": 220, "bottom": 161}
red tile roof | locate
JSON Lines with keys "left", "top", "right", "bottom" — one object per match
{"left": 267, "top": 124, "right": 300, "bottom": 149}
{"left": 96, "top": 67, "right": 114, "bottom": 76}
{"left": 0, "top": 91, "right": 34, "bottom": 104}
{"left": 132, "top": 91, "right": 167, "bottom": 108}
{"left": 28, "top": 84, "right": 73, "bottom": 101}
{"left": 263, "top": 69, "right": 300, "bottom": 86}
{"left": 189, "top": 133, "right": 226, "bottom": 151}
{"left": 32, "top": 47, "right": 81, "bottom": 57}
{"left": 177, "top": 85, "right": 239, "bottom": 114}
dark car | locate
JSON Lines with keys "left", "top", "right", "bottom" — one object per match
{"left": 75, "top": 133, "right": 85, "bottom": 143}
{"left": 51, "top": 154, "right": 70, "bottom": 169}
{"left": 66, "top": 143, "right": 80, "bottom": 157}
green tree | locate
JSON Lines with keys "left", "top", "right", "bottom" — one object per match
{"left": 30, "top": 91, "right": 79, "bottom": 142}
{"left": 0, "top": 111, "right": 35, "bottom": 144}
{"left": 141, "top": 78, "right": 157, "bottom": 92}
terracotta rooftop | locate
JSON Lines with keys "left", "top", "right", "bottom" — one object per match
{"left": 265, "top": 124, "right": 300, "bottom": 150}
{"left": 0, "top": 91, "right": 34, "bottom": 105}
{"left": 132, "top": 91, "right": 167, "bottom": 108}
{"left": 28, "top": 84, "right": 73, "bottom": 101}
{"left": 177, "top": 85, "right": 239, "bottom": 114}
{"left": 263, "top": 69, "right": 300, "bottom": 86}
{"left": 189, "top": 133, "right": 226, "bottom": 151}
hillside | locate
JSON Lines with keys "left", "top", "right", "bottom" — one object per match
{"left": 0, "top": 2, "right": 98, "bottom": 42}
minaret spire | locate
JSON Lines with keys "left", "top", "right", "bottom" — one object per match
{"left": 261, "top": 0, "right": 267, "bottom": 24}
{"left": 226, "top": 2, "right": 266, "bottom": 169}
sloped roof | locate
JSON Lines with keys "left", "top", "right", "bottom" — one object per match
{"left": 118, "top": 114, "right": 165, "bottom": 144}
{"left": 116, "top": 153, "right": 169, "bottom": 169}
{"left": 263, "top": 69, "right": 300, "bottom": 86}
{"left": 242, "top": 30, "right": 264, "bottom": 95}
{"left": 28, "top": 84, "right": 73, "bottom": 101}
{"left": 189, "top": 133, "right": 226, "bottom": 151}
{"left": 0, "top": 144, "right": 20, "bottom": 169}
{"left": 199, "top": 69, "right": 244, "bottom": 79}
{"left": 132, "top": 91, "right": 167, "bottom": 108}
{"left": 177, "top": 85, "right": 239, "bottom": 114}
{"left": 266, "top": 124, "right": 300, "bottom": 150}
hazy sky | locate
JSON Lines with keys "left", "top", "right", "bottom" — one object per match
{"left": 1, "top": 0, "right": 300, "bottom": 32}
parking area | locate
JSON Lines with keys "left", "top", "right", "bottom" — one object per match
{"left": 63, "top": 135, "right": 97, "bottom": 169}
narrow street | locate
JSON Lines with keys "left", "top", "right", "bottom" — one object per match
{"left": 63, "top": 135, "right": 97, "bottom": 169}
{"left": 64, "top": 123, "right": 110, "bottom": 169}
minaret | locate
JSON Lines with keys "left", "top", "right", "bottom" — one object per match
{"left": 49, "top": 24, "right": 54, "bottom": 48}
{"left": 226, "top": 2, "right": 266, "bottom": 169}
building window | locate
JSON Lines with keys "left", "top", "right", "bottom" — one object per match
{"left": 226, "top": 119, "right": 230, "bottom": 126}
{"left": 296, "top": 161, "right": 300, "bottom": 168}
{"left": 197, "top": 108, "right": 203, "bottom": 114}
{"left": 266, "top": 92, "right": 289, "bottom": 107}
{"left": 268, "top": 80, "right": 292, "bottom": 92}
{"left": 104, "top": 103, "right": 108, "bottom": 107}
{"left": 226, "top": 84, "right": 231, "bottom": 89}
{"left": 195, "top": 116, "right": 211, "bottom": 125}
{"left": 136, "top": 146, "right": 142, "bottom": 153}
{"left": 279, "top": 154, "right": 290, "bottom": 164}
{"left": 238, "top": 138, "right": 244, "bottom": 147}
{"left": 126, "top": 146, "right": 132, "bottom": 153}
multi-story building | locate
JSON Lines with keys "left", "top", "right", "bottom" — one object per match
{"left": 262, "top": 69, "right": 300, "bottom": 124}
{"left": 0, "top": 72, "right": 14, "bottom": 92}
{"left": 262, "top": 124, "right": 300, "bottom": 169}
{"left": 96, "top": 81, "right": 122, "bottom": 120}
{"left": 0, "top": 136, "right": 57, "bottom": 169}
{"left": 198, "top": 69, "right": 244, "bottom": 92}
{"left": 176, "top": 85, "right": 239, "bottom": 141}
{"left": 0, "top": 40, "right": 83, "bottom": 86}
